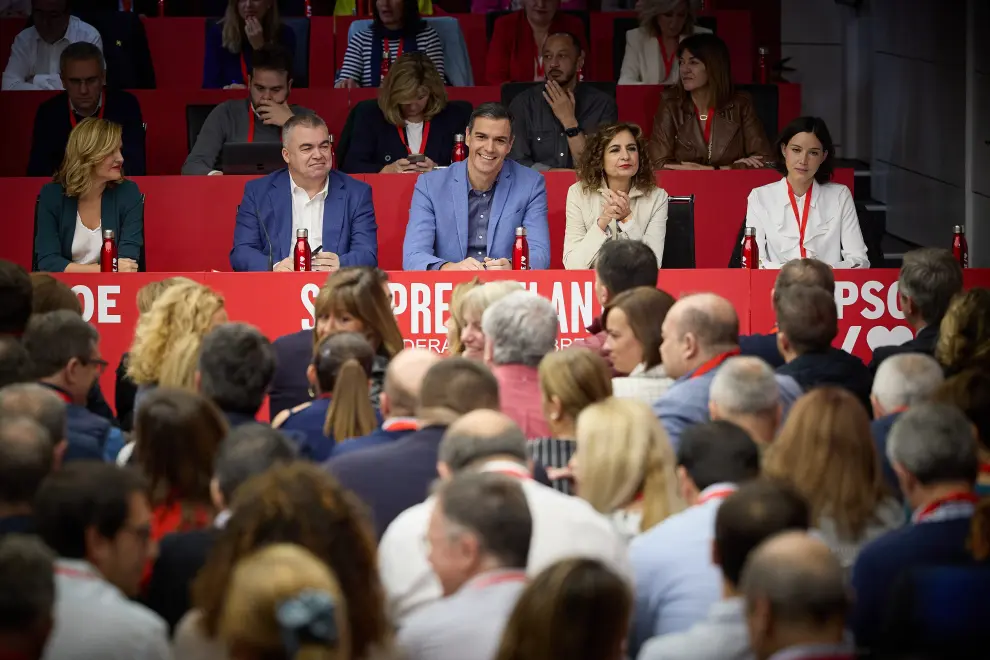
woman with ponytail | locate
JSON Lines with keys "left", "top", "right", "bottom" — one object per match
{"left": 273, "top": 332, "right": 379, "bottom": 463}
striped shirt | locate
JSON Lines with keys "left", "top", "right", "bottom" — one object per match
{"left": 527, "top": 437, "right": 576, "bottom": 495}
{"left": 336, "top": 25, "right": 445, "bottom": 87}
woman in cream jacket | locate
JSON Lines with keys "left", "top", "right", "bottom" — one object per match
{"left": 618, "top": 0, "right": 711, "bottom": 85}
{"left": 564, "top": 122, "right": 668, "bottom": 269}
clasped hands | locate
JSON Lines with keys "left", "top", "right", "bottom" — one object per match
{"left": 441, "top": 257, "right": 511, "bottom": 271}
{"left": 274, "top": 252, "right": 340, "bottom": 272}
{"left": 597, "top": 189, "right": 632, "bottom": 232}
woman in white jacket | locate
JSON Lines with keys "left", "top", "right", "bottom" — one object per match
{"left": 617, "top": 0, "right": 711, "bottom": 85}
{"left": 563, "top": 122, "right": 668, "bottom": 270}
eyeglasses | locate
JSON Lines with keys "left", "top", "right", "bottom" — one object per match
{"left": 79, "top": 357, "right": 109, "bottom": 375}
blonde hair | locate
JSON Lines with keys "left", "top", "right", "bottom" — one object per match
{"left": 135, "top": 277, "right": 193, "bottom": 315}
{"left": 55, "top": 118, "right": 123, "bottom": 197}
{"left": 575, "top": 398, "right": 682, "bottom": 532}
{"left": 460, "top": 281, "right": 524, "bottom": 324}
{"left": 126, "top": 281, "right": 226, "bottom": 389}
{"left": 763, "top": 387, "right": 887, "bottom": 540}
{"left": 447, "top": 277, "right": 482, "bottom": 355}
{"left": 220, "top": 544, "right": 351, "bottom": 660}
{"left": 378, "top": 52, "right": 447, "bottom": 127}
{"left": 538, "top": 348, "right": 612, "bottom": 422}
{"left": 936, "top": 288, "right": 990, "bottom": 376}
{"left": 221, "top": 0, "right": 281, "bottom": 54}
{"left": 639, "top": 0, "right": 698, "bottom": 37}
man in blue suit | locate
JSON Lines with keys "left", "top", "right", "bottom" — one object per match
{"left": 403, "top": 102, "right": 550, "bottom": 271}
{"left": 230, "top": 113, "right": 378, "bottom": 272}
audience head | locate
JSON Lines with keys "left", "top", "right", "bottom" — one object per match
{"left": 281, "top": 113, "right": 332, "bottom": 183}
{"left": 0, "top": 534, "right": 56, "bottom": 660}
{"left": 56, "top": 118, "right": 125, "bottom": 195}
{"left": 577, "top": 122, "right": 656, "bottom": 195}
{"left": 0, "top": 416, "right": 54, "bottom": 513}
{"left": 774, "top": 116, "right": 835, "bottom": 185}
{"left": 660, "top": 293, "right": 739, "bottom": 379}
{"left": 870, "top": 353, "right": 944, "bottom": 418}
{"left": 538, "top": 348, "right": 612, "bottom": 436}
{"left": 0, "top": 383, "right": 65, "bottom": 464}
{"left": 23, "top": 310, "right": 104, "bottom": 406}
{"left": 428, "top": 472, "right": 532, "bottom": 596}
{"left": 248, "top": 45, "right": 294, "bottom": 107}
{"left": 522, "top": 0, "right": 562, "bottom": 28}
{"left": 35, "top": 462, "right": 152, "bottom": 597}
{"left": 482, "top": 291, "right": 559, "bottom": 368}
{"left": 575, "top": 398, "right": 681, "bottom": 533}
{"left": 135, "top": 277, "right": 192, "bottom": 315}
{"left": 193, "top": 463, "right": 388, "bottom": 657}
{"left": 765, "top": 387, "right": 885, "bottom": 540}
{"left": 676, "top": 33, "right": 732, "bottom": 108}
{"left": 741, "top": 532, "right": 849, "bottom": 660}
{"left": 773, "top": 284, "right": 837, "bottom": 359}
{"left": 542, "top": 32, "right": 584, "bottom": 89}
{"left": 309, "top": 332, "right": 377, "bottom": 442}
{"left": 134, "top": 388, "right": 228, "bottom": 507}
{"left": 417, "top": 357, "right": 501, "bottom": 426}
{"left": 212, "top": 423, "right": 296, "bottom": 511}
{"left": 380, "top": 348, "right": 439, "bottom": 420}
{"left": 887, "top": 403, "right": 978, "bottom": 509}
{"left": 31, "top": 0, "right": 70, "bottom": 45}
{"left": 494, "top": 557, "right": 631, "bottom": 660}
{"left": 459, "top": 280, "right": 523, "bottom": 361}
{"left": 466, "top": 103, "right": 515, "bottom": 180}
{"left": 676, "top": 420, "right": 760, "bottom": 505}
{"left": 709, "top": 356, "right": 781, "bottom": 445}
{"left": 932, "top": 369, "right": 990, "bottom": 451}
{"left": 379, "top": 53, "right": 447, "bottom": 126}
{"left": 773, "top": 257, "right": 835, "bottom": 296}
{"left": 602, "top": 286, "right": 675, "bottom": 374}
{"left": 936, "top": 287, "right": 990, "bottom": 376}
{"left": 897, "top": 248, "right": 963, "bottom": 329}
{"left": 374, "top": 0, "right": 422, "bottom": 33}
{"left": 593, "top": 240, "right": 659, "bottom": 306}
{"left": 29, "top": 273, "right": 81, "bottom": 315}
{"left": 197, "top": 323, "right": 276, "bottom": 417}
{"left": 313, "top": 266, "right": 404, "bottom": 358}
{"left": 438, "top": 410, "right": 528, "bottom": 476}
{"left": 446, "top": 278, "right": 482, "bottom": 356}
{"left": 222, "top": 0, "right": 281, "bottom": 54}
{"left": 59, "top": 41, "right": 105, "bottom": 119}
{"left": 220, "top": 544, "right": 350, "bottom": 660}
{"left": 641, "top": 0, "right": 699, "bottom": 38}
{"left": 0, "top": 259, "right": 32, "bottom": 336}
{"left": 0, "top": 336, "right": 33, "bottom": 389}
{"left": 715, "top": 481, "right": 810, "bottom": 589}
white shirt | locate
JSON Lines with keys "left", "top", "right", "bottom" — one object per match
{"left": 288, "top": 172, "right": 328, "bottom": 257}
{"left": 405, "top": 120, "right": 425, "bottom": 155}
{"left": 618, "top": 26, "right": 712, "bottom": 85}
{"left": 745, "top": 178, "right": 870, "bottom": 269}
{"left": 378, "top": 462, "right": 631, "bottom": 624}
{"left": 2, "top": 16, "right": 102, "bottom": 91}
{"left": 71, "top": 213, "right": 102, "bottom": 264}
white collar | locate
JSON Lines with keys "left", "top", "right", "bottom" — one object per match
{"left": 33, "top": 17, "right": 73, "bottom": 46}
{"left": 777, "top": 177, "right": 819, "bottom": 209}
{"left": 69, "top": 91, "right": 103, "bottom": 117}
{"left": 289, "top": 172, "right": 330, "bottom": 202}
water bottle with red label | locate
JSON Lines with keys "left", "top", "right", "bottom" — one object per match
{"left": 741, "top": 227, "right": 758, "bottom": 269}
{"left": 101, "top": 229, "right": 117, "bottom": 272}
{"left": 512, "top": 227, "right": 529, "bottom": 270}
{"left": 952, "top": 225, "right": 968, "bottom": 268}
{"left": 294, "top": 228, "right": 312, "bottom": 271}
{"left": 452, "top": 134, "right": 467, "bottom": 163}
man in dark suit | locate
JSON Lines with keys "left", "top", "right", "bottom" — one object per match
{"left": 326, "top": 358, "right": 501, "bottom": 540}
{"left": 869, "top": 248, "right": 963, "bottom": 373}
{"left": 26, "top": 41, "right": 145, "bottom": 177}
{"left": 230, "top": 113, "right": 378, "bottom": 272}
{"left": 144, "top": 423, "right": 296, "bottom": 631}
{"left": 195, "top": 323, "right": 276, "bottom": 428}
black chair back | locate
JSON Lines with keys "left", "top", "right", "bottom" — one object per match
{"left": 186, "top": 104, "right": 219, "bottom": 153}
{"left": 500, "top": 81, "right": 616, "bottom": 109}
{"left": 662, "top": 194, "right": 695, "bottom": 269}
{"left": 485, "top": 10, "right": 591, "bottom": 44}
{"left": 727, "top": 216, "right": 747, "bottom": 268}
{"left": 610, "top": 16, "right": 717, "bottom": 81}
{"left": 73, "top": 11, "right": 157, "bottom": 89}
{"left": 282, "top": 17, "right": 310, "bottom": 87}
{"left": 734, "top": 84, "right": 778, "bottom": 144}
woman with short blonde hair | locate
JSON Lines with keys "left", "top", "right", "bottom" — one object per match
{"left": 35, "top": 118, "right": 144, "bottom": 273}
{"left": 457, "top": 281, "right": 524, "bottom": 361}
{"left": 574, "top": 397, "right": 682, "bottom": 539}
{"left": 445, "top": 277, "right": 482, "bottom": 356}
{"left": 617, "top": 0, "right": 710, "bottom": 84}
{"left": 203, "top": 0, "right": 296, "bottom": 88}
{"left": 936, "top": 288, "right": 990, "bottom": 376}
{"left": 342, "top": 53, "right": 471, "bottom": 174}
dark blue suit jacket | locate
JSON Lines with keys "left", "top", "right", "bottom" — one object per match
{"left": 331, "top": 426, "right": 415, "bottom": 458}
{"left": 229, "top": 168, "right": 378, "bottom": 272}
{"left": 871, "top": 412, "right": 903, "bottom": 498}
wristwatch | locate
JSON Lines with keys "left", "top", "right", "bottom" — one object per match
{"left": 564, "top": 126, "right": 582, "bottom": 138}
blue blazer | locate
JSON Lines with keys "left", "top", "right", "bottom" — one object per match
{"left": 202, "top": 21, "right": 297, "bottom": 89}
{"left": 402, "top": 159, "right": 551, "bottom": 271}
{"left": 35, "top": 180, "right": 144, "bottom": 272}
{"left": 230, "top": 168, "right": 379, "bottom": 272}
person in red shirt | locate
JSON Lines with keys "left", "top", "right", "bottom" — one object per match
{"left": 485, "top": 0, "right": 588, "bottom": 85}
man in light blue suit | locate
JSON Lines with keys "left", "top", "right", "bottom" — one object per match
{"left": 230, "top": 114, "right": 378, "bottom": 272}
{"left": 403, "top": 103, "right": 550, "bottom": 271}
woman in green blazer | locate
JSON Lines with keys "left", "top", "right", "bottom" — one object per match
{"left": 35, "top": 118, "right": 144, "bottom": 273}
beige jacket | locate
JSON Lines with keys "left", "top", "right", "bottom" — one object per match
{"left": 618, "top": 25, "right": 712, "bottom": 85}
{"left": 563, "top": 182, "right": 668, "bottom": 269}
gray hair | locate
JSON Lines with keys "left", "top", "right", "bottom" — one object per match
{"left": 639, "top": 0, "right": 699, "bottom": 36}
{"left": 898, "top": 248, "right": 964, "bottom": 326}
{"left": 0, "top": 534, "right": 56, "bottom": 633}
{"left": 871, "top": 353, "right": 944, "bottom": 412}
{"left": 22, "top": 311, "right": 99, "bottom": 379}
{"left": 709, "top": 357, "right": 779, "bottom": 415}
{"left": 214, "top": 423, "right": 297, "bottom": 504}
{"left": 436, "top": 472, "right": 532, "bottom": 570}
{"left": 887, "top": 403, "right": 978, "bottom": 485}
{"left": 481, "top": 291, "right": 558, "bottom": 367}
{"left": 198, "top": 323, "right": 276, "bottom": 416}
{"left": 281, "top": 113, "right": 328, "bottom": 146}
{"left": 439, "top": 425, "right": 528, "bottom": 473}
{"left": 0, "top": 383, "right": 65, "bottom": 447}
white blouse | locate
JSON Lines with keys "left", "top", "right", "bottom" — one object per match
{"left": 405, "top": 121, "right": 425, "bottom": 155}
{"left": 70, "top": 213, "right": 102, "bottom": 265}
{"left": 618, "top": 25, "right": 712, "bottom": 85}
{"left": 745, "top": 179, "right": 869, "bottom": 269}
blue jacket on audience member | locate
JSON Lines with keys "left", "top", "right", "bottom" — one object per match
{"left": 402, "top": 159, "right": 551, "bottom": 271}
{"left": 41, "top": 384, "right": 124, "bottom": 463}
{"left": 738, "top": 332, "right": 785, "bottom": 368}
{"left": 230, "top": 168, "right": 379, "bottom": 272}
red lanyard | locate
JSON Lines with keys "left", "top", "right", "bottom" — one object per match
{"left": 121, "top": 0, "right": 131, "bottom": 10}
{"left": 397, "top": 121, "right": 430, "bottom": 155}
{"left": 483, "top": 461, "right": 531, "bottom": 480}
{"left": 914, "top": 491, "right": 979, "bottom": 522}
{"left": 690, "top": 348, "right": 741, "bottom": 379}
{"left": 240, "top": 53, "right": 249, "bottom": 85}
{"left": 696, "top": 485, "right": 737, "bottom": 506}
{"left": 535, "top": 56, "right": 544, "bottom": 79}
{"left": 246, "top": 104, "right": 256, "bottom": 143}
{"left": 69, "top": 91, "right": 105, "bottom": 128}
{"left": 470, "top": 570, "right": 527, "bottom": 590}
{"left": 382, "top": 418, "right": 419, "bottom": 432}
{"left": 696, "top": 106, "right": 714, "bottom": 145}
{"left": 786, "top": 180, "right": 813, "bottom": 259}
{"left": 657, "top": 37, "right": 676, "bottom": 78}
{"left": 384, "top": 38, "right": 404, "bottom": 63}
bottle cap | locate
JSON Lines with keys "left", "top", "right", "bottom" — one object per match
{"left": 515, "top": 227, "right": 527, "bottom": 237}
{"left": 744, "top": 227, "right": 756, "bottom": 236}
{"left": 454, "top": 134, "right": 465, "bottom": 142}
{"left": 953, "top": 225, "right": 965, "bottom": 234}
{"left": 102, "top": 229, "right": 114, "bottom": 240}
{"left": 297, "top": 228, "right": 309, "bottom": 238}
{"left": 758, "top": 46, "right": 770, "bottom": 55}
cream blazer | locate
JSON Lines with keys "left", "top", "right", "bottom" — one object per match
{"left": 618, "top": 25, "right": 712, "bottom": 85}
{"left": 563, "top": 182, "right": 668, "bottom": 269}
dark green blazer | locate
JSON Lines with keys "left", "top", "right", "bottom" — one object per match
{"left": 35, "top": 180, "right": 144, "bottom": 272}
